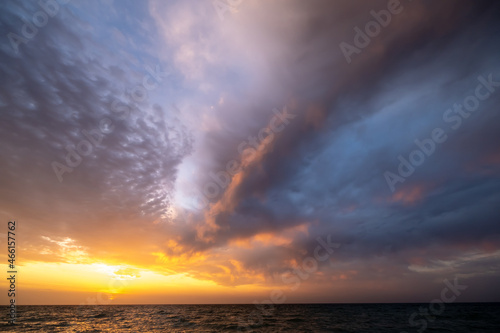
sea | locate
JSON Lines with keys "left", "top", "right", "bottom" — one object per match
{"left": 2, "top": 303, "right": 499, "bottom": 332}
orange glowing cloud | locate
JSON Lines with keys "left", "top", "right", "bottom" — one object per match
{"left": 197, "top": 103, "right": 298, "bottom": 241}
{"left": 228, "top": 222, "right": 310, "bottom": 249}
{"left": 391, "top": 184, "right": 428, "bottom": 205}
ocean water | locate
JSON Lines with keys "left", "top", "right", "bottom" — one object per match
{"left": 2, "top": 303, "right": 499, "bottom": 332}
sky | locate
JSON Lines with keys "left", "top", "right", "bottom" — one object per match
{"left": 1, "top": 0, "right": 500, "bottom": 306}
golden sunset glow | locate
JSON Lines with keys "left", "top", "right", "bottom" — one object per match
{"left": 2, "top": 0, "right": 500, "bottom": 315}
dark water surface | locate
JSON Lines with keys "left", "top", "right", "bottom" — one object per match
{"left": 2, "top": 303, "right": 500, "bottom": 332}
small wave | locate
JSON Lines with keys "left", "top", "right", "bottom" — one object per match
{"left": 287, "top": 317, "right": 304, "bottom": 322}
{"left": 92, "top": 313, "right": 107, "bottom": 318}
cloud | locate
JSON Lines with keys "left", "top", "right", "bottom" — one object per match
{"left": 0, "top": 0, "right": 193, "bottom": 264}
{"left": 146, "top": 0, "right": 500, "bottom": 291}
{"left": 2, "top": 0, "right": 500, "bottom": 301}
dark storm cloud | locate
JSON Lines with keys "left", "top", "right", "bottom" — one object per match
{"left": 167, "top": 0, "right": 500, "bottom": 287}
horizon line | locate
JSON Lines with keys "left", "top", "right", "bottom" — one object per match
{"left": 10, "top": 301, "right": 500, "bottom": 306}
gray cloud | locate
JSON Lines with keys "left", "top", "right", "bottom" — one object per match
{"left": 1, "top": 0, "right": 500, "bottom": 301}
{"left": 0, "top": 0, "right": 193, "bottom": 259}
